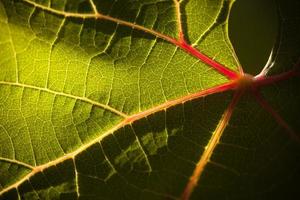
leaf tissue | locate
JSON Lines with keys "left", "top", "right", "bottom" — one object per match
{"left": 0, "top": 0, "right": 299, "bottom": 199}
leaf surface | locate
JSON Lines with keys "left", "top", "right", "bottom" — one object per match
{"left": 0, "top": 0, "right": 299, "bottom": 199}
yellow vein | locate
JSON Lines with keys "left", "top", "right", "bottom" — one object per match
{"left": 45, "top": 17, "right": 66, "bottom": 88}
{"left": 181, "top": 91, "right": 242, "bottom": 200}
{"left": 0, "top": 82, "right": 236, "bottom": 196}
{"left": 131, "top": 125, "right": 153, "bottom": 172}
{"left": 0, "top": 157, "right": 34, "bottom": 170}
{"left": 191, "top": 6, "right": 223, "bottom": 47}
{"left": 73, "top": 159, "right": 80, "bottom": 197}
{"left": 88, "top": 0, "right": 98, "bottom": 14}
{"left": 23, "top": 0, "right": 178, "bottom": 44}
{"left": 209, "top": 160, "right": 240, "bottom": 176}
{"left": 0, "top": 81, "right": 127, "bottom": 117}
{"left": 0, "top": 119, "right": 126, "bottom": 196}
{"left": 22, "top": 0, "right": 239, "bottom": 79}
{"left": 6, "top": 21, "right": 19, "bottom": 83}
{"left": 173, "top": 0, "right": 184, "bottom": 41}
{"left": 222, "top": 0, "right": 243, "bottom": 73}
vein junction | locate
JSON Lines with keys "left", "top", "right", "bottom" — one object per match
{"left": 181, "top": 92, "right": 242, "bottom": 200}
{"left": 22, "top": 0, "right": 239, "bottom": 79}
{"left": 0, "top": 81, "right": 127, "bottom": 117}
{"left": 0, "top": 0, "right": 299, "bottom": 198}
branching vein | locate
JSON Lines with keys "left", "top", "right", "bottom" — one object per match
{"left": 22, "top": 0, "right": 178, "bottom": 45}
{"left": 0, "top": 82, "right": 237, "bottom": 196}
{"left": 0, "top": 157, "right": 34, "bottom": 170}
{"left": 0, "top": 81, "right": 127, "bottom": 118}
{"left": 173, "top": 0, "right": 184, "bottom": 41}
{"left": 181, "top": 91, "right": 242, "bottom": 200}
{"left": 89, "top": 0, "right": 98, "bottom": 14}
{"left": 21, "top": 0, "right": 240, "bottom": 79}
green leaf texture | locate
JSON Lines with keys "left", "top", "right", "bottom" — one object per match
{"left": 0, "top": 0, "right": 299, "bottom": 199}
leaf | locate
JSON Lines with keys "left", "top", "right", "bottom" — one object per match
{"left": 0, "top": 0, "right": 299, "bottom": 199}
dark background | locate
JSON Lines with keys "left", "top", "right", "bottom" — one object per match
{"left": 229, "top": 0, "right": 278, "bottom": 75}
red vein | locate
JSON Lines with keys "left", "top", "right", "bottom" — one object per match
{"left": 6, "top": 1, "right": 298, "bottom": 197}
{"left": 0, "top": 81, "right": 237, "bottom": 196}
{"left": 252, "top": 90, "right": 300, "bottom": 143}
{"left": 22, "top": 0, "right": 178, "bottom": 44}
{"left": 254, "top": 68, "right": 300, "bottom": 87}
{"left": 124, "top": 81, "right": 237, "bottom": 123}
{"left": 176, "top": 40, "right": 240, "bottom": 80}
{"left": 22, "top": 0, "right": 240, "bottom": 80}
{"left": 181, "top": 92, "right": 242, "bottom": 200}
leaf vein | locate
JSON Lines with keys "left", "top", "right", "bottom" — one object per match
{"left": 0, "top": 81, "right": 127, "bottom": 117}
{"left": 0, "top": 157, "right": 34, "bottom": 170}
{"left": 22, "top": 0, "right": 178, "bottom": 44}
{"left": 0, "top": 82, "right": 236, "bottom": 195}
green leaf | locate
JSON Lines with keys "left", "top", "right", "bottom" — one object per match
{"left": 0, "top": 0, "right": 299, "bottom": 199}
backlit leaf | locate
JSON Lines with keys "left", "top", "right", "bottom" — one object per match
{"left": 0, "top": 0, "right": 299, "bottom": 199}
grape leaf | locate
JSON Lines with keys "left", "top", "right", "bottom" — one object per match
{"left": 0, "top": 0, "right": 299, "bottom": 199}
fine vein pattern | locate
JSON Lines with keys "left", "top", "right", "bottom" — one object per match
{"left": 0, "top": 0, "right": 299, "bottom": 199}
